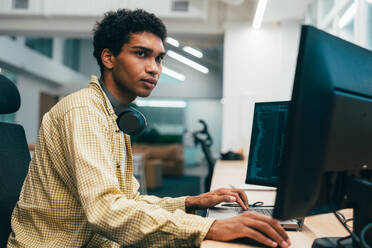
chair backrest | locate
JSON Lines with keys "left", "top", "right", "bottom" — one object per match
{"left": 0, "top": 75, "right": 30, "bottom": 246}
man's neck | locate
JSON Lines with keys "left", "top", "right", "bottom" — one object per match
{"left": 100, "top": 73, "right": 135, "bottom": 105}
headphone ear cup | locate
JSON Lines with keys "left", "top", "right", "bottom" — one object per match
{"left": 115, "top": 106, "right": 147, "bottom": 135}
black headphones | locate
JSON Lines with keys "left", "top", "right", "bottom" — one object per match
{"left": 99, "top": 80, "right": 147, "bottom": 135}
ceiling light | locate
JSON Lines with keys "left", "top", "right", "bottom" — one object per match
{"left": 135, "top": 100, "right": 187, "bottom": 108}
{"left": 165, "top": 37, "right": 179, "bottom": 47}
{"left": 167, "top": 50, "right": 209, "bottom": 74}
{"left": 182, "top": 46, "right": 203, "bottom": 58}
{"left": 162, "top": 66, "right": 186, "bottom": 81}
{"left": 252, "top": 0, "right": 268, "bottom": 29}
{"left": 368, "top": 0, "right": 372, "bottom": 3}
{"left": 338, "top": 1, "right": 357, "bottom": 29}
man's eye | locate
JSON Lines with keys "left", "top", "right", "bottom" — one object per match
{"left": 156, "top": 56, "right": 164, "bottom": 63}
{"left": 136, "top": 51, "right": 145, "bottom": 57}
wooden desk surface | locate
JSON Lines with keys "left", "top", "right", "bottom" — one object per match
{"left": 201, "top": 160, "right": 351, "bottom": 248}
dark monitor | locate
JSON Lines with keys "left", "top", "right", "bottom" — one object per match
{"left": 273, "top": 25, "right": 372, "bottom": 247}
{"left": 245, "top": 101, "right": 289, "bottom": 187}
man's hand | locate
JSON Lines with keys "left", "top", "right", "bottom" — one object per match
{"left": 205, "top": 211, "right": 291, "bottom": 248}
{"left": 185, "top": 188, "right": 248, "bottom": 211}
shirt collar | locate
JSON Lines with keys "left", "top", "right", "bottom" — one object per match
{"left": 89, "top": 75, "right": 116, "bottom": 116}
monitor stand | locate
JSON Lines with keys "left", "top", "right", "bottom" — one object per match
{"left": 312, "top": 178, "right": 372, "bottom": 248}
{"left": 312, "top": 237, "right": 352, "bottom": 248}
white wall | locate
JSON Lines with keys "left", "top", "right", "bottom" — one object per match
{"left": 79, "top": 39, "right": 100, "bottom": 78}
{"left": 152, "top": 62, "right": 222, "bottom": 99}
{"left": 221, "top": 21, "right": 301, "bottom": 155}
{"left": 0, "top": 36, "right": 88, "bottom": 143}
{"left": 184, "top": 99, "right": 222, "bottom": 164}
{"left": 15, "top": 74, "right": 60, "bottom": 144}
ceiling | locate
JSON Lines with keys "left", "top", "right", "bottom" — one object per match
{"left": 0, "top": 0, "right": 313, "bottom": 38}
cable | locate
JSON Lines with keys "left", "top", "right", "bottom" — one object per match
{"left": 335, "top": 211, "right": 353, "bottom": 229}
{"left": 335, "top": 211, "right": 346, "bottom": 222}
{"left": 361, "top": 222, "right": 372, "bottom": 248}
{"left": 344, "top": 218, "right": 353, "bottom": 229}
{"left": 333, "top": 210, "right": 361, "bottom": 245}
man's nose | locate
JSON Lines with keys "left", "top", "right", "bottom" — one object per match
{"left": 146, "top": 59, "right": 160, "bottom": 76}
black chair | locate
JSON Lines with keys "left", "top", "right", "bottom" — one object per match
{"left": 0, "top": 75, "right": 30, "bottom": 246}
{"left": 192, "top": 120, "right": 215, "bottom": 192}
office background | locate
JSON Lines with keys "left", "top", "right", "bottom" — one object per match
{"left": 0, "top": 0, "right": 371, "bottom": 194}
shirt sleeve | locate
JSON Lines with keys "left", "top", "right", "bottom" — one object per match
{"left": 60, "top": 106, "right": 215, "bottom": 247}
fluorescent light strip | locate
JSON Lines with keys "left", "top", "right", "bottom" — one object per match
{"left": 136, "top": 100, "right": 187, "bottom": 108}
{"left": 338, "top": 2, "right": 357, "bottom": 29}
{"left": 252, "top": 0, "right": 268, "bottom": 29}
{"left": 167, "top": 50, "right": 209, "bottom": 74}
{"left": 165, "top": 37, "right": 179, "bottom": 47}
{"left": 162, "top": 66, "right": 186, "bottom": 81}
{"left": 182, "top": 46, "right": 203, "bottom": 58}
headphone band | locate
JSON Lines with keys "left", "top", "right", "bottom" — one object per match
{"left": 98, "top": 79, "right": 147, "bottom": 135}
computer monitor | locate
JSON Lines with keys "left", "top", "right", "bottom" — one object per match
{"left": 245, "top": 101, "right": 289, "bottom": 187}
{"left": 273, "top": 25, "right": 372, "bottom": 247}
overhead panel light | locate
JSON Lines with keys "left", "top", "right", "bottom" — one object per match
{"left": 338, "top": 1, "right": 357, "bottom": 29}
{"left": 162, "top": 66, "right": 186, "bottom": 81}
{"left": 167, "top": 50, "right": 209, "bottom": 74}
{"left": 182, "top": 46, "right": 203, "bottom": 58}
{"left": 135, "top": 99, "right": 187, "bottom": 108}
{"left": 252, "top": 0, "right": 268, "bottom": 29}
{"left": 165, "top": 37, "right": 179, "bottom": 47}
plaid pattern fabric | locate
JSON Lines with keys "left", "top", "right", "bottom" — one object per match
{"left": 7, "top": 75, "right": 214, "bottom": 248}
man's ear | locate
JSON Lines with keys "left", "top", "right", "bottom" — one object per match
{"left": 101, "top": 48, "right": 115, "bottom": 70}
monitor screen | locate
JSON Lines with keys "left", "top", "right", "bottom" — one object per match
{"left": 273, "top": 25, "right": 372, "bottom": 246}
{"left": 245, "top": 101, "right": 289, "bottom": 187}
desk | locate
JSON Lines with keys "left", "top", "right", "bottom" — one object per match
{"left": 201, "top": 160, "right": 351, "bottom": 248}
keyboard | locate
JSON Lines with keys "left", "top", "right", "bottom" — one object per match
{"left": 234, "top": 207, "right": 273, "bottom": 216}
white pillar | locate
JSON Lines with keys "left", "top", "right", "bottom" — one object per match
{"left": 52, "top": 37, "right": 64, "bottom": 64}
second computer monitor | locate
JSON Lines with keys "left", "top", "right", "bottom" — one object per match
{"left": 245, "top": 101, "right": 290, "bottom": 187}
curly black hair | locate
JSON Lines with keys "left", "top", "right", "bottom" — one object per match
{"left": 93, "top": 9, "right": 167, "bottom": 74}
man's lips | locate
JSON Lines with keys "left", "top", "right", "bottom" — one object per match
{"left": 141, "top": 78, "right": 157, "bottom": 88}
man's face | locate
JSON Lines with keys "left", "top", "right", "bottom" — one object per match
{"left": 111, "top": 32, "right": 165, "bottom": 99}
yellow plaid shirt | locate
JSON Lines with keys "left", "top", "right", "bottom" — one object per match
{"left": 8, "top": 75, "right": 214, "bottom": 248}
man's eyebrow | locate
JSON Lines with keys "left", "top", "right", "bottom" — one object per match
{"left": 131, "top": 46, "right": 166, "bottom": 56}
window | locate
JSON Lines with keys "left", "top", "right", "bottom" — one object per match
{"left": 25, "top": 37, "right": 53, "bottom": 58}
{"left": 136, "top": 105, "right": 186, "bottom": 134}
{"left": 12, "top": 0, "right": 28, "bottom": 9}
{"left": 338, "top": 1, "right": 357, "bottom": 42}
{"left": 63, "top": 39, "right": 81, "bottom": 71}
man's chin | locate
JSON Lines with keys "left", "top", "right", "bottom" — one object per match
{"left": 137, "top": 91, "right": 152, "bottom": 98}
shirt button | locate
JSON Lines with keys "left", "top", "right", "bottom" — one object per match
{"left": 116, "top": 163, "right": 120, "bottom": 168}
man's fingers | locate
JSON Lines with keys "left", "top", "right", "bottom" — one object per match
{"left": 253, "top": 220, "right": 288, "bottom": 247}
{"left": 248, "top": 212, "right": 290, "bottom": 243}
{"left": 231, "top": 188, "right": 249, "bottom": 208}
{"left": 232, "top": 193, "right": 247, "bottom": 210}
{"left": 243, "top": 228, "right": 278, "bottom": 248}
{"left": 226, "top": 195, "right": 236, "bottom": 202}
{"left": 218, "top": 189, "right": 248, "bottom": 210}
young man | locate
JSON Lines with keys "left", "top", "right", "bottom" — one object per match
{"left": 8, "top": 9, "right": 290, "bottom": 248}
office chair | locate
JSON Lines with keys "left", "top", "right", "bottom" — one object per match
{"left": 192, "top": 120, "right": 215, "bottom": 192}
{"left": 0, "top": 75, "right": 31, "bottom": 246}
